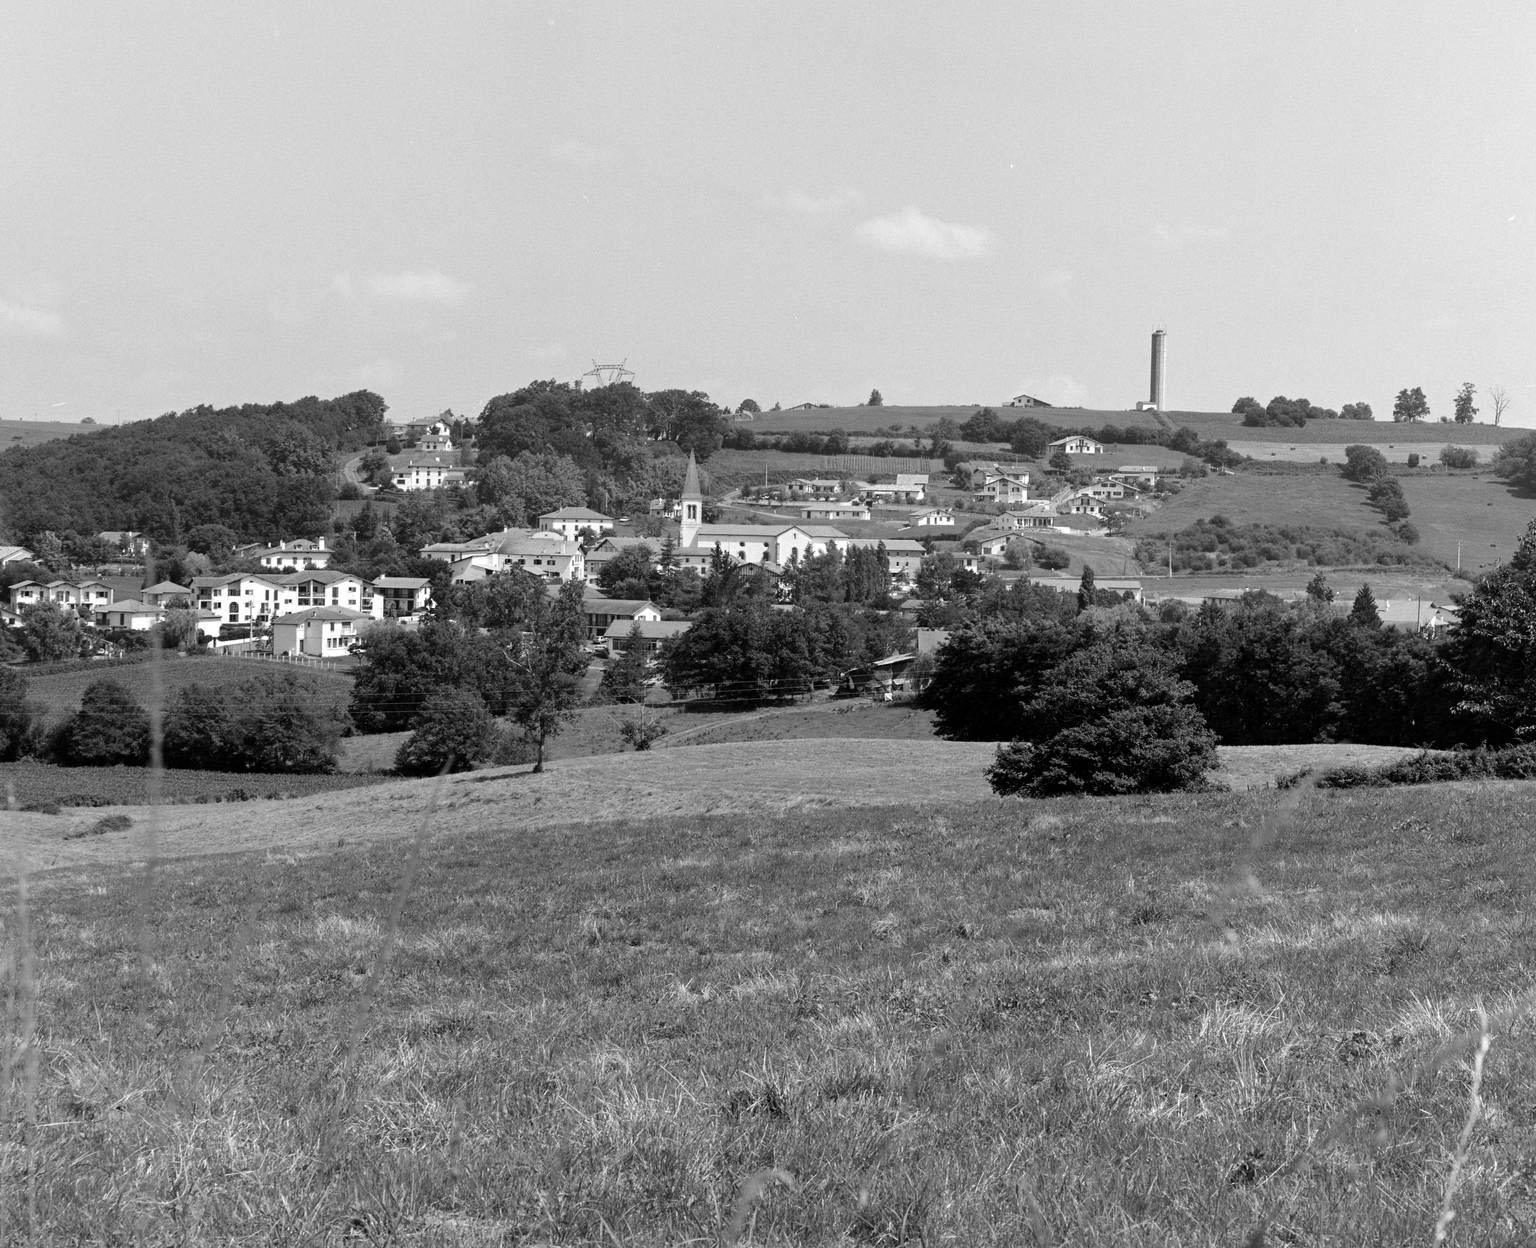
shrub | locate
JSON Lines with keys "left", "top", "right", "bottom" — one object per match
{"left": 395, "top": 689, "right": 497, "bottom": 776}
{"left": 56, "top": 680, "right": 150, "bottom": 767}
{"left": 1440, "top": 445, "right": 1479, "bottom": 469}
{"left": 1034, "top": 545, "right": 1071, "bottom": 571}
{"left": 618, "top": 710, "right": 669, "bottom": 751}
{"left": 987, "top": 636, "right": 1218, "bottom": 797}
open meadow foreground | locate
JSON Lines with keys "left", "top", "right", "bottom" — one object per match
{"left": 4, "top": 748, "right": 1536, "bottom": 1245}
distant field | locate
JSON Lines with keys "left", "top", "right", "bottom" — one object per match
{"left": 0, "top": 418, "right": 88, "bottom": 453}
{"left": 706, "top": 447, "right": 945, "bottom": 488}
{"left": 1130, "top": 468, "right": 1384, "bottom": 537}
{"left": 747, "top": 404, "right": 1182, "bottom": 435}
{"left": 18, "top": 654, "right": 353, "bottom": 726}
{"left": 1173, "top": 410, "right": 1521, "bottom": 448}
{"left": 1127, "top": 464, "right": 1532, "bottom": 580}
{"left": 0, "top": 760, "right": 392, "bottom": 811}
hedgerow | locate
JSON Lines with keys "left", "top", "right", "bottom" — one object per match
{"left": 1134, "top": 518, "right": 1443, "bottom": 573}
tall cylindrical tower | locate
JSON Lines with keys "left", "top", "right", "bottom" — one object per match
{"left": 1149, "top": 329, "right": 1166, "bottom": 411}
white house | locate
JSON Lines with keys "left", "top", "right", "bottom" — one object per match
{"left": 271, "top": 606, "right": 369, "bottom": 657}
{"left": 254, "top": 538, "right": 332, "bottom": 571}
{"left": 390, "top": 452, "right": 469, "bottom": 491}
{"left": 603, "top": 618, "right": 692, "bottom": 657}
{"left": 95, "top": 531, "right": 150, "bottom": 557}
{"left": 538, "top": 507, "right": 615, "bottom": 541}
{"left": 497, "top": 535, "right": 586, "bottom": 581}
{"left": 1048, "top": 435, "right": 1104, "bottom": 455}
{"left": 974, "top": 474, "right": 1030, "bottom": 506}
{"left": 94, "top": 599, "right": 165, "bottom": 631}
{"left": 0, "top": 545, "right": 35, "bottom": 566}
{"left": 371, "top": 576, "right": 433, "bottom": 618}
{"left": 583, "top": 597, "right": 663, "bottom": 638}
{"left": 800, "top": 502, "right": 871, "bottom": 522}
{"left": 141, "top": 581, "right": 192, "bottom": 607}
{"left": 907, "top": 507, "right": 955, "bottom": 528}
{"left": 1007, "top": 393, "right": 1052, "bottom": 408}
{"left": 189, "top": 573, "right": 285, "bottom": 624}
{"left": 8, "top": 579, "right": 115, "bottom": 612}
{"left": 998, "top": 506, "right": 1057, "bottom": 530}
{"left": 273, "top": 570, "right": 373, "bottom": 615}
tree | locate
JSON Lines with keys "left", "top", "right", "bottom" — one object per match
{"left": 1305, "top": 571, "right": 1334, "bottom": 603}
{"left": 1454, "top": 382, "right": 1478, "bottom": 424}
{"left": 1231, "top": 396, "right": 1265, "bottom": 422}
{"left": 867, "top": 389, "right": 884, "bottom": 407}
{"left": 226, "top": 670, "right": 348, "bottom": 772}
{"left": 987, "top": 634, "right": 1216, "bottom": 797}
{"left": 0, "top": 668, "right": 39, "bottom": 761}
{"left": 1048, "top": 449, "right": 1072, "bottom": 473}
{"left": 57, "top": 680, "right": 150, "bottom": 766}
{"left": 736, "top": 399, "right": 760, "bottom": 415}
{"left": 1349, "top": 583, "right": 1381, "bottom": 629}
{"left": 20, "top": 602, "right": 83, "bottom": 663}
{"left": 1341, "top": 444, "right": 1390, "bottom": 483}
{"left": 599, "top": 625, "right": 650, "bottom": 704}
{"left": 163, "top": 684, "right": 238, "bottom": 770}
{"left": 1444, "top": 519, "right": 1536, "bottom": 741}
{"left": 617, "top": 707, "right": 669, "bottom": 751}
{"left": 1392, "top": 387, "right": 1430, "bottom": 422}
{"left": 507, "top": 580, "right": 589, "bottom": 773}
{"left": 1340, "top": 402, "right": 1374, "bottom": 421}
{"left": 1490, "top": 386, "right": 1512, "bottom": 427}
{"left": 920, "top": 617, "right": 1079, "bottom": 740}
{"left": 1076, "top": 565, "right": 1097, "bottom": 613}
{"left": 1440, "top": 445, "right": 1479, "bottom": 469}
{"left": 394, "top": 689, "right": 497, "bottom": 775}
{"left": 358, "top": 447, "right": 392, "bottom": 486}
{"left": 1493, "top": 432, "right": 1536, "bottom": 494}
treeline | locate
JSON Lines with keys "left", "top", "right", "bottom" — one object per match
{"left": 1233, "top": 396, "right": 1373, "bottom": 426}
{"left": 0, "top": 668, "right": 349, "bottom": 772}
{"left": 0, "top": 391, "right": 388, "bottom": 548}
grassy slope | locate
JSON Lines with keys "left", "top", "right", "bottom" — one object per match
{"left": 1129, "top": 467, "right": 1534, "bottom": 581}
{"left": 19, "top": 654, "right": 354, "bottom": 726}
{"left": 0, "top": 418, "right": 86, "bottom": 453}
{"left": 746, "top": 405, "right": 1180, "bottom": 435}
{"left": 6, "top": 774, "right": 1536, "bottom": 1243}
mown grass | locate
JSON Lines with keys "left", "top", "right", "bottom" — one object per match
{"left": 0, "top": 418, "right": 84, "bottom": 452}
{"left": 5, "top": 779, "right": 1536, "bottom": 1243}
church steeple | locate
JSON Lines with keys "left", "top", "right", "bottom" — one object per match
{"left": 679, "top": 450, "right": 702, "bottom": 548}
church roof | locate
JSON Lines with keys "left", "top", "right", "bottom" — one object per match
{"left": 682, "top": 450, "right": 701, "bottom": 498}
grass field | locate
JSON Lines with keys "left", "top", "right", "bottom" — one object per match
{"left": 1129, "top": 466, "right": 1534, "bottom": 580}
{"left": 0, "top": 418, "right": 88, "bottom": 453}
{"left": 746, "top": 405, "right": 1181, "bottom": 436}
{"left": 1171, "top": 411, "right": 1522, "bottom": 448}
{"left": 17, "top": 653, "right": 354, "bottom": 726}
{"left": 0, "top": 759, "right": 393, "bottom": 810}
{"left": 5, "top": 758, "right": 1536, "bottom": 1243}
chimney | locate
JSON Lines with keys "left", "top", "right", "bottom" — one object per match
{"left": 1149, "top": 329, "right": 1166, "bottom": 411}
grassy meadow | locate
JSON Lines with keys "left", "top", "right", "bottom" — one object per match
{"left": 20, "top": 653, "right": 354, "bottom": 728}
{"left": 5, "top": 762, "right": 1536, "bottom": 1243}
{"left": 0, "top": 418, "right": 88, "bottom": 453}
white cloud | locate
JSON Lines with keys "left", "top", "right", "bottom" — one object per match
{"left": 550, "top": 139, "right": 616, "bottom": 166}
{"left": 1039, "top": 267, "right": 1075, "bottom": 297}
{"left": 1012, "top": 373, "right": 1089, "bottom": 407}
{"left": 1151, "top": 222, "right": 1231, "bottom": 250}
{"left": 348, "top": 358, "right": 402, "bottom": 390}
{"left": 854, "top": 206, "right": 993, "bottom": 260}
{"left": 0, "top": 297, "right": 65, "bottom": 338}
{"left": 362, "top": 269, "right": 470, "bottom": 303}
{"left": 766, "top": 187, "right": 863, "bottom": 217}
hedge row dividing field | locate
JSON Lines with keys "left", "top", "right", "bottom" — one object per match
{"left": 0, "top": 759, "right": 393, "bottom": 810}
{"left": 4, "top": 775, "right": 1536, "bottom": 1242}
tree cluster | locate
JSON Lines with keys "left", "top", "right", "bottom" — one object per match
{"left": 0, "top": 391, "right": 386, "bottom": 547}
{"left": 1134, "top": 515, "right": 1431, "bottom": 574}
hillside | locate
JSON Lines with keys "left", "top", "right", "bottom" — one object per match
{"left": 0, "top": 390, "right": 387, "bottom": 546}
{"left": 0, "top": 418, "right": 86, "bottom": 452}
{"left": 1130, "top": 465, "right": 1532, "bottom": 580}
{"left": 5, "top": 759, "right": 1534, "bottom": 1242}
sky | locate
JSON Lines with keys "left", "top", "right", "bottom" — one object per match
{"left": 4, "top": 2, "right": 1536, "bottom": 427}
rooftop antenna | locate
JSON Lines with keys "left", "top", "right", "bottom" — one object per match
{"left": 581, "top": 358, "right": 635, "bottom": 388}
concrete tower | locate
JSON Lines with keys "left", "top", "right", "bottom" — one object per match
{"left": 1149, "top": 329, "right": 1166, "bottom": 411}
{"left": 679, "top": 450, "right": 702, "bottom": 548}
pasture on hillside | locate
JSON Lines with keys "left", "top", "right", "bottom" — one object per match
{"left": 17, "top": 653, "right": 354, "bottom": 727}
{"left": 1171, "top": 409, "right": 1522, "bottom": 449}
{"left": 0, "top": 417, "right": 88, "bottom": 453}
{"left": 745, "top": 405, "right": 1183, "bottom": 436}
{"left": 5, "top": 771, "right": 1536, "bottom": 1243}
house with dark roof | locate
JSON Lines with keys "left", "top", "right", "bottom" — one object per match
{"left": 271, "top": 606, "right": 369, "bottom": 657}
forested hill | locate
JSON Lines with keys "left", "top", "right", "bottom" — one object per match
{"left": 0, "top": 391, "right": 387, "bottom": 547}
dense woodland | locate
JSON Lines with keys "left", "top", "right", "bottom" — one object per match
{"left": 0, "top": 391, "right": 388, "bottom": 546}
